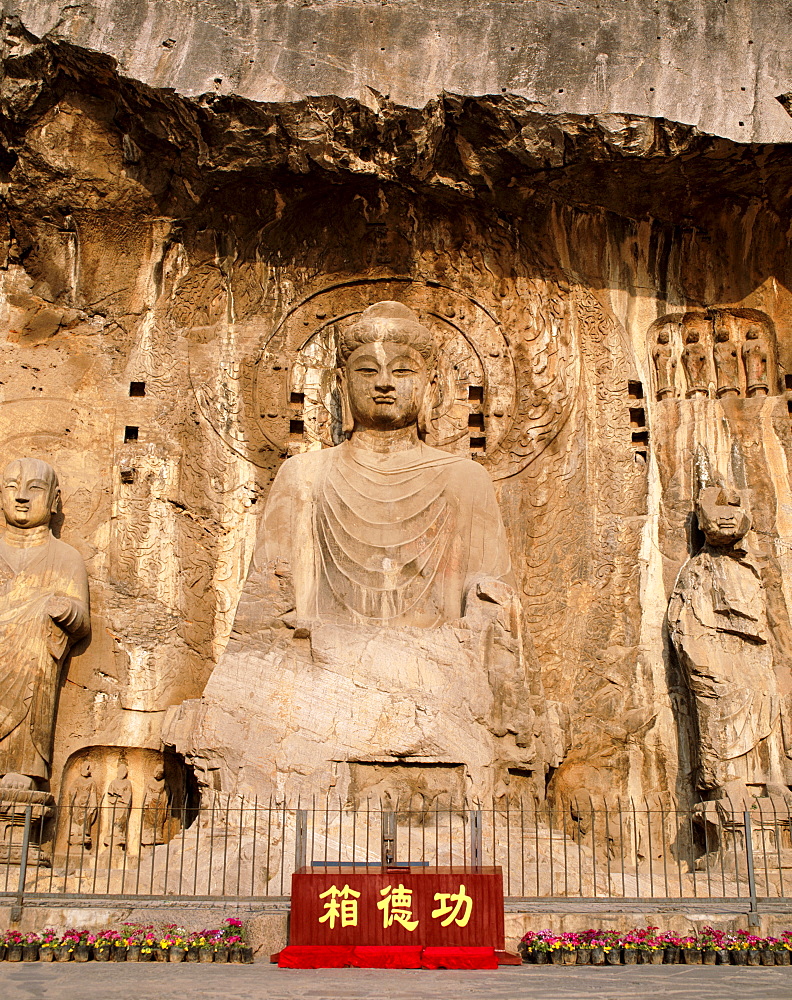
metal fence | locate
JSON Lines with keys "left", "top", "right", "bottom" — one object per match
{"left": 3, "top": 794, "right": 792, "bottom": 903}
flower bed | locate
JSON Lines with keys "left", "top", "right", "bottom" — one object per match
{"left": 0, "top": 918, "right": 253, "bottom": 963}
{"left": 519, "top": 927, "right": 792, "bottom": 965}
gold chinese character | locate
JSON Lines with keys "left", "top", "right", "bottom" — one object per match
{"left": 431, "top": 883, "right": 473, "bottom": 927}
{"left": 377, "top": 883, "right": 419, "bottom": 931}
{"left": 318, "top": 883, "right": 361, "bottom": 928}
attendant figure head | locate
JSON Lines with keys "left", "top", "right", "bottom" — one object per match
{"left": 338, "top": 302, "right": 436, "bottom": 436}
{"left": 1, "top": 458, "right": 59, "bottom": 530}
{"left": 697, "top": 485, "right": 751, "bottom": 547}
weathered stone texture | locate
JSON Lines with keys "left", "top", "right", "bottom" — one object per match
{"left": 1, "top": 10, "right": 792, "bottom": 818}
{"left": 5, "top": 0, "right": 792, "bottom": 143}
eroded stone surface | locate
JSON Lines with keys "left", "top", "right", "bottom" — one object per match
{"left": 1, "top": 20, "right": 792, "bottom": 832}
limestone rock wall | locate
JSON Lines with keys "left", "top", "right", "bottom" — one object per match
{"left": 2, "top": 21, "right": 792, "bottom": 806}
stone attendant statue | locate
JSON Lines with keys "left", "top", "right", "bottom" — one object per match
{"left": 0, "top": 458, "right": 89, "bottom": 786}
{"left": 742, "top": 325, "right": 770, "bottom": 397}
{"left": 681, "top": 319, "right": 710, "bottom": 398}
{"left": 141, "top": 765, "right": 168, "bottom": 847}
{"left": 713, "top": 321, "right": 740, "bottom": 398}
{"left": 167, "top": 301, "right": 551, "bottom": 799}
{"left": 104, "top": 761, "right": 132, "bottom": 849}
{"left": 652, "top": 326, "right": 677, "bottom": 400}
{"left": 68, "top": 761, "right": 98, "bottom": 848}
{"left": 668, "top": 485, "right": 786, "bottom": 798}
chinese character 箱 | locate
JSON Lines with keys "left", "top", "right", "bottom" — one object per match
{"left": 318, "top": 883, "right": 361, "bottom": 929}
{"left": 377, "top": 883, "right": 419, "bottom": 931}
{"left": 431, "top": 883, "right": 473, "bottom": 927}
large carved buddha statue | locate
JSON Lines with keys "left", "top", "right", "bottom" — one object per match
{"left": 236, "top": 301, "right": 514, "bottom": 631}
{"left": 168, "top": 302, "right": 551, "bottom": 799}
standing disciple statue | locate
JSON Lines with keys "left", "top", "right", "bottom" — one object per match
{"left": 68, "top": 761, "right": 98, "bottom": 849}
{"left": 713, "top": 317, "right": 741, "bottom": 398}
{"left": 681, "top": 316, "right": 711, "bottom": 398}
{"left": 668, "top": 485, "right": 787, "bottom": 799}
{"left": 104, "top": 761, "right": 133, "bottom": 850}
{"left": 742, "top": 325, "right": 770, "bottom": 397}
{"left": 0, "top": 458, "right": 89, "bottom": 788}
{"left": 652, "top": 325, "right": 677, "bottom": 400}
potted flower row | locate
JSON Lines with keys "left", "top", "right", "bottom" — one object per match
{"left": 519, "top": 927, "right": 792, "bottom": 966}
{"left": 0, "top": 919, "right": 253, "bottom": 963}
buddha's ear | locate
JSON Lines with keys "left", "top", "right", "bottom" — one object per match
{"left": 50, "top": 486, "right": 61, "bottom": 515}
{"left": 337, "top": 368, "right": 354, "bottom": 436}
{"left": 417, "top": 372, "right": 438, "bottom": 440}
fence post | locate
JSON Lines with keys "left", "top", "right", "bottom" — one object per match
{"left": 10, "top": 804, "right": 32, "bottom": 922}
{"left": 381, "top": 810, "right": 396, "bottom": 865}
{"left": 295, "top": 809, "right": 308, "bottom": 871}
{"left": 469, "top": 809, "right": 482, "bottom": 868}
{"left": 744, "top": 807, "right": 760, "bottom": 927}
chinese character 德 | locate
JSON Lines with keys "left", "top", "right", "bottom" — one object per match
{"left": 377, "top": 883, "right": 419, "bottom": 931}
{"left": 431, "top": 883, "right": 473, "bottom": 927}
{"left": 318, "top": 883, "right": 361, "bottom": 929}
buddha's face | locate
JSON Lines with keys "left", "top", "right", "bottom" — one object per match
{"left": 1, "top": 459, "right": 58, "bottom": 529}
{"left": 345, "top": 341, "right": 429, "bottom": 431}
{"left": 697, "top": 486, "right": 751, "bottom": 547}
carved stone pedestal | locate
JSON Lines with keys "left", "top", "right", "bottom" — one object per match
{"left": 0, "top": 788, "right": 56, "bottom": 867}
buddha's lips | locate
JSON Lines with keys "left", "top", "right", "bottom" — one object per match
{"left": 372, "top": 396, "right": 396, "bottom": 404}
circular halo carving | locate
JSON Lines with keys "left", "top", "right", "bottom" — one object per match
{"left": 189, "top": 276, "right": 577, "bottom": 481}
{"left": 256, "top": 277, "right": 515, "bottom": 461}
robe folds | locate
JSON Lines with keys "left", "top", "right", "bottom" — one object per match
{"left": 247, "top": 440, "right": 514, "bottom": 628}
{"left": 0, "top": 534, "right": 89, "bottom": 779}
{"left": 668, "top": 544, "right": 779, "bottom": 786}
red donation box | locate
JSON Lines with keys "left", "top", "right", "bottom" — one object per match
{"left": 290, "top": 866, "right": 505, "bottom": 949}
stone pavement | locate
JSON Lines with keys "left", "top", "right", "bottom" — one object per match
{"left": 0, "top": 963, "right": 790, "bottom": 1000}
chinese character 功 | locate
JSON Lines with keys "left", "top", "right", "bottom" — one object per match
{"left": 377, "top": 883, "right": 419, "bottom": 931}
{"left": 318, "top": 883, "right": 361, "bottom": 929}
{"left": 431, "top": 883, "right": 473, "bottom": 927}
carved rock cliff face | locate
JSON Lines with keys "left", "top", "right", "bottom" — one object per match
{"left": 2, "top": 22, "right": 792, "bottom": 806}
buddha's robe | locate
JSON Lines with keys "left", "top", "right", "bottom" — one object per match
{"left": 0, "top": 533, "right": 89, "bottom": 779}
{"left": 242, "top": 439, "right": 515, "bottom": 628}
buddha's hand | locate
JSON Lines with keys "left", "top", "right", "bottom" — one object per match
{"left": 233, "top": 559, "right": 296, "bottom": 634}
{"left": 47, "top": 594, "right": 78, "bottom": 626}
{"left": 462, "top": 575, "right": 518, "bottom": 631}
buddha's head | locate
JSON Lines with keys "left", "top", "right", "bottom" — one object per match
{"left": 1, "top": 457, "right": 59, "bottom": 530}
{"left": 697, "top": 485, "right": 751, "bottom": 547}
{"left": 338, "top": 301, "right": 436, "bottom": 435}
{"left": 117, "top": 762, "right": 128, "bottom": 780}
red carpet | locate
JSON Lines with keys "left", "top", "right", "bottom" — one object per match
{"left": 274, "top": 945, "right": 502, "bottom": 969}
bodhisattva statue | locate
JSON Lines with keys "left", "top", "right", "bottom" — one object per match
{"left": 742, "top": 325, "right": 770, "bottom": 397}
{"left": 68, "top": 761, "right": 98, "bottom": 849}
{"left": 169, "top": 301, "right": 550, "bottom": 798}
{"left": 652, "top": 326, "right": 677, "bottom": 400}
{"left": 668, "top": 486, "right": 787, "bottom": 800}
{"left": 104, "top": 761, "right": 132, "bottom": 849}
{"left": 0, "top": 458, "right": 89, "bottom": 788}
